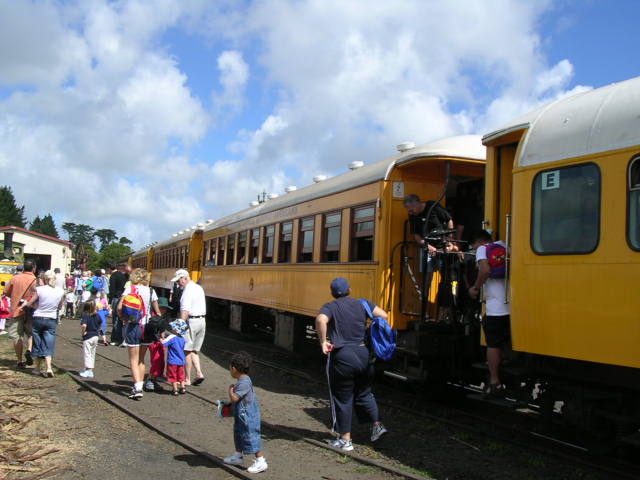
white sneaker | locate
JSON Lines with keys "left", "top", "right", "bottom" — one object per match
{"left": 247, "top": 457, "right": 268, "bottom": 473}
{"left": 223, "top": 452, "right": 244, "bottom": 466}
{"left": 371, "top": 423, "right": 388, "bottom": 442}
{"left": 328, "top": 438, "right": 353, "bottom": 451}
{"left": 79, "top": 370, "right": 89, "bottom": 377}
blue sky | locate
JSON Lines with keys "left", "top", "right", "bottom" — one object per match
{"left": 0, "top": 0, "right": 638, "bottom": 248}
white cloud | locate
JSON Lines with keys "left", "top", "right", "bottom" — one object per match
{"left": 212, "top": 50, "right": 249, "bottom": 119}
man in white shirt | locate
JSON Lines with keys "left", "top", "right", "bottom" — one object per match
{"left": 171, "top": 269, "right": 207, "bottom": 386}
{"left": 468, "top": 230, "right": 510, "bottom": 396}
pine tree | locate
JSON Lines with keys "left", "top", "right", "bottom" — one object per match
{"left": 0, "top": 186, "right": 27, "bottom": 227}
{"left": 95, "top": 228, "right": 117, "bottom": 250}
{"left": 30, "top": 215, "right": 43, "bottom": 232}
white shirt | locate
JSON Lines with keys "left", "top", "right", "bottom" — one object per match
{"left": 180, "top": 281, "right": 206, "bottom": 317}
{"left": 81, "top": 290, "right": 91, "bottom": 302}
{"left": 475, "top": 241, "right": 510, "bottom": 317}
{"left": 55, "top": 273, "right": 65, "bottom": 290}
{"left": 66, "top": 292, "right": 76, "bottom": 303}
{"left": 33, "top": 286, "right": 65, "bottom": 319}
{"left": 121, "top": 284, "right": 158, "bottom": 325}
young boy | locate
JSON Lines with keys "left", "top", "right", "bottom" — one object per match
{"left": 80, "top": 301, "right": 101, "bottom": 378}
{"left": 161, "top": 319, "right": 188, "bottom": 395}
{"left": 223, "top": 351, "right": 268, "bottom": 473}
{"left": 65, "top": 288, "right": 76, "bottom": 318}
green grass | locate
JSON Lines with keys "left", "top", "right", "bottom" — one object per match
{"left": 336, "top": 454, "right": 351, "bottom": 464}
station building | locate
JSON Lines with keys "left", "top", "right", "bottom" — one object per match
{"left": 0, "top": 226, "right": 74, "bottom": 274}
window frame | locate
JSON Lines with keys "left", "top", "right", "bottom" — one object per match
{"left": 322, "top": 211, "right": 342, "bottom": 262}
{"left": 627, "top": 155, "right": 640, "bottom": 251}
{"left": 262, "top": 224, "right": 275, "bottom": 263}
{"left": 227, "top": 233, "right": 236, "bottom": 265}
{"left": 250, "top": 228, "right": 260, "bottom": 264}
{"left": 237, "top": 231, "right": 247, "bottom": 264}
{"left": 530, "top": 162, "right": 601, "bottom": 256}
{"left": 298, "top": 216, "right": 315, "bottom": 263}
{"left": 350, "top": 204, "right": 375, "bottom": 262}
{"left": 278, "top": 221, "right": 293, "bottom": 263}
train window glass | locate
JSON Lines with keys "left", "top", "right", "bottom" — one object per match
{"left": 278, "top": 221, "right": 293, "bottom": 263}
{"left": 218, "top": 237, "right": 226, "bottom": 265}
{"left": 351, "top": 205, "right": 375, "bottom": 261}
{"left": 263, "top": 225, "right": 275, "bottom": 263}
{"left": 181, "top": 246, "right": 186, "bottom": 268}
{"left": 299, "top": 217, "right": 314, "bottom": 262}
{"left": 532, "top": 163, "right": 600, "bottom": 254}
{"left": 202, "top": 240, "right": 209, "bottom": 266}
{"left": 628, "top": 157, "right": 640, "bottom": 249}
{"left": 173, "top": 248, "right": 178, "bottom": 268}
{"left": 323, "top": 212, "right": 342, "bottom": 262}
{"left": 251, "top": 228, "right": 260, "bottom": 263}
{"left": 208, "top": 239, "right": 216, "bottom": 266}
{"left": 238, "top": 231, "right": 247, "bottom": 264}
{"left": 227, "top": 234, "right": 236, "bottom": 265}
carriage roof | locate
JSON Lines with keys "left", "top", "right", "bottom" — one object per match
{"left": 483, "top": 76, "right": 640, "bottom": 167}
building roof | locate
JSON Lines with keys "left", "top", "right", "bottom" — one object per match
{"left": 482, "top": 76, "right": 640, "bottom": 166}
{"left": 0, "top": 225, "right": 74, "bottom": 246}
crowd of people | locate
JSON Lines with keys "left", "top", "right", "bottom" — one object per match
{"left": 0, "top": 193, "right": 508, "bottom": 473}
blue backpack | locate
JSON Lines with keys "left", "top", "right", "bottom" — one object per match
{"left": 359, "top": 299, "right": 397, "bottom": 361}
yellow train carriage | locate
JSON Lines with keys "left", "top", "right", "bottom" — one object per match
{"left": 197, "top": 135, "right": 485, "bottom": 351}
{"left": 483, "top": 76, "right": 640, "bottom": 372}
{"left": 149, "top": 230, "right": 203, "bottom": 291}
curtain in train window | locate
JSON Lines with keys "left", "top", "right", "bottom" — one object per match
{"left": 531, "top": 163, "right": 600, "bottom": 254}
{"left": 628, "top": 157, "right": 640, "bottom": 249}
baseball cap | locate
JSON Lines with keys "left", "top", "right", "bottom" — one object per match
{"left": 171, "top": 269, "right": 189, "bottom": 282}
{"left": 330, "top": 277, "right": 350, "bottom": 297}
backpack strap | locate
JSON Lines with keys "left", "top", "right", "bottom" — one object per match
{"left": 359, "top": 298, "right": 374, "bottom": 319}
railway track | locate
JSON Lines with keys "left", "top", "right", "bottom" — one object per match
{"left": 54, "top": 332, "right": 432, "bottom": 480}
{"left": 202, "top": 327, "right": 640, "bottom": 480}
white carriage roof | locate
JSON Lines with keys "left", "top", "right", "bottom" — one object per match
{"left": 483, "top": 76, "right": 640, "bottom": 167}
{"left": 201, "top": 135, "right": 485, "bottom": 234}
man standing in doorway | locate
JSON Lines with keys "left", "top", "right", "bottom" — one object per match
{"left": 171, "top": 269, "right": 206, "bottom": 386}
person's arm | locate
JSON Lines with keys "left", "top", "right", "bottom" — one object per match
{"left": 151, "top": 300, "right": 161, "bottom": 317}
{"left": 371, "top": 306, "right": 388, "bottom": 320}
{"left": 24, "top": 291, "right": 39, "bottom": 309}
{"left": 315, "top": 313, "right": 334, "bottom": 354}
{"left": 228, "top": 384, "right": 241, "bottom": 403}
{"left": 4, "top": 278, "right": 12, "bottom": 296}
{"left": 469, "top": 259, "right": 490, "bottom": 298}
{"left": 57, "top": 293, "right": 65, "bottom": 310}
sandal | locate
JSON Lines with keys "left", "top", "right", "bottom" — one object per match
{"left": 179, "top": 387, "right": 187, "bottom": 395}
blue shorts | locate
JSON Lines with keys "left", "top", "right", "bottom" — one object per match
{"left": 124, "top": 322, "right": 142, "bottom": 347}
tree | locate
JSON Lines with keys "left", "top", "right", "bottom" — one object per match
{"left": 0, "top": 186, "right": 27, "bottom": 227}
{"left": 99, "top": 242, "right": 133, "bottom": 268}
{"left": 94, "top": 229, "right": 117, "bottom": 251}
{"left": 119, "top": 236, "right": 132, "bottom": 246}
{"left": 62, "top": 222, "right": 77, "bottom": 242}
{"left": 30, "top": 214, "right": 59, "bottom": 238}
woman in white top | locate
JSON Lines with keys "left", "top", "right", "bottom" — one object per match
{"left": 25, "top": 270, "right": 65, "bottom": 377}
{"left": 117, "top": 268, "right": 160, "bottom": 399}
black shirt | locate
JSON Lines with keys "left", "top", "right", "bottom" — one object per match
{"left": 109, "top": 271, "right": 128, "bottom": 301}
{"left": 81, "top": 313, "right": 102, "bottom": 340}
{"left": 319, "top": 296, "right": 375, "bottom": 349}
{"left": 409, "top": 201, "right": 452, "bottom": 246}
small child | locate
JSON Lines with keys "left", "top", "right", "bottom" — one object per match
{"left": 223, "top": 351, "right": 268, "bottom": 474}
{"left": 0, "top": 290, "right": 10, "bottom": 335}
{"left": 161, "top": 319, "right": 188, "bottom": 395}
{"left": 80, "top": 300, "right": 101, "bottom": 378}
{"left": 65, "top": 289, "right": 76, "bottom": 318}
{"left": 96, "top": 292, "right": 110, "bottom": 346}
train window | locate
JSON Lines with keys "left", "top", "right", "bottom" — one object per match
{"left": 262, "top": 225, "right": 275, "bottom": 263}
{"left": 532, "top": 163, "right": 600, "bottom": 254}
{"left": 227, "top": 234, "right": 236, "bottom": 265}
{"left": 279, "top": 221, "right": 293, "bottom": 263}
{"left": 351, "top": 205, "right": 375, "bottom": 261}
{"left": 323, "top": 212, "right": 342, "bottom": 262}
{"left": 202, "top": 240, "right": 209, "bottom": 266}
{"left": 628, "top": 157, "right": 640, "bottom": 250}
{"left": 208, "top": 239, "right": 217, "bottom": 266}
{"left": 299, "top": 217, "right": 314, "bottom": 262}
{"left": 250, "top": 228, "right": 260, "bottom": 263}
{"left": 237, "top": 231, "right": 247, "bottom": 264}
{"left": 218, "top": 237, "right": 226, "bottom": 265}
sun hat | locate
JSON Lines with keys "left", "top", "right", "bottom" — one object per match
{"left": 169, "top": 319, "right": 188, "bottom": 336}
{"left": 170, "top": 269, "right": 189, "bottom": 282}
{"left": 157, "top": 297, "right": 172, "bottom": 309}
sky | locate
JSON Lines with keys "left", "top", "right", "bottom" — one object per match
{"left": 1, "top": 0, "right": 639, "bottom": 249}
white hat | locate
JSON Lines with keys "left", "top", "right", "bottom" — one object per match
{"left": 171, "top": 269, "right": 189, "bottom": 282}
{"left": 100, "top": 269, "right": 106, "bottom": 274}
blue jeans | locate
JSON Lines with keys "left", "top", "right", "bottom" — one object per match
{"left": 31, "top": 317, "right": 57, "bottom": 358}
{"left": 110, "top": 298, "right": 123, "bottom": 344}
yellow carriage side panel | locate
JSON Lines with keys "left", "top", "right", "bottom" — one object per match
{"left": 510, "top": 149, "right": 640, "bottom": 369}
{"left": 188, "top": 231, "right": 203, "bottom": 283}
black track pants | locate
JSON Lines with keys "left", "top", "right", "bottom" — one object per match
{"left": 326, "top": 345, "right": 380, "bottom": 435}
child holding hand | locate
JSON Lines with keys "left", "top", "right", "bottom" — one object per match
{"left": 161, "top": 319, "right": 188, "bottom": 396}
{"left": 223, "top": 351, "right": 268, "bottom": 474}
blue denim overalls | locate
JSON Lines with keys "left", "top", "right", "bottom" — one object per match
{"left": 233, "top": 376, "right": 262, "bottom": 454}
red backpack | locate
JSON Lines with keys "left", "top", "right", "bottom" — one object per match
{"left": 484, "top": 243, "right": 506, "bottom": 278}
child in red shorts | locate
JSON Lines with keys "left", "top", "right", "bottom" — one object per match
{"left": 161, "top": 319, "right": 187, "bottom": 396}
